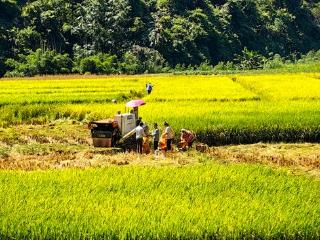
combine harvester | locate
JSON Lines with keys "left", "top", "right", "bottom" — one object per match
{"left": 88, "top": 100, "right": 146, "bottom": 149}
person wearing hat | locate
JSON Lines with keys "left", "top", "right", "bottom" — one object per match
{"left": 163, "top": 122, "right": 174, "bottom": 151}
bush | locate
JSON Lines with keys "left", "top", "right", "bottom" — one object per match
{"left": 175, "top": 64, "right": 186, "bottom": 72}
{"left": 120, "top": 51, "right": 141, "bottom": 74}
{"left": 298, "top": 50, "right": 320, "bottom": 64}
{"left": 197, "top": 61, "right": 214, "bottom": 72}
{"left": 78, "top": 53, "right": 117, "bottom": 74}
{"left": 235, "top": 48, "right": 266, "bottom": 70}
{"left": 213, "top": 61, "right": 236, "bottom": 71}
{"left": 5, "top": 49, "right": 72, "bottom": 77}
{"left": 120, "top": 46, "right": 166, "bottom": 74}
{"left": 79, "top": 57, "right": 98, "bottom": 74}
{"left": 263, "top": 54, "right": 284, "bottom": 69}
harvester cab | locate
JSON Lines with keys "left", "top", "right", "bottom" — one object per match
{"left": 89, "top": 100, "right": 146, "bottom": 148}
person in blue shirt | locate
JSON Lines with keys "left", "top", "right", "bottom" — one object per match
{"left": 146, "top": 83, "right": 153, "bottom": 94}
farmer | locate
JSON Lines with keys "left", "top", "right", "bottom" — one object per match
{"left": 179, "top": 129, "right": 196, "bottom": 151}
{"left": 159, "top": 133, "right": 167, "bottom": 152}
{"left": 136, "top": 117, "right": 143, "bottom": 127}
{"left": 135, "top": 122, "right": 145, "bottom": 154}
{"left": 151, "top": 123, "right": 160, "bottom": 151}
{"left": 111, "top": 121, "right": 122, "bottom": 147}
{"left": 143, "top": 125, "right": 151, "bottom": 154}
{"left": 146, "top": 83, "right": 153, "bottom": 95}
{"left": 133, "top": 107, "right": 139, "bottom": 121}
{"left": 163, "top": 122, "right": 174, "bottom": 151}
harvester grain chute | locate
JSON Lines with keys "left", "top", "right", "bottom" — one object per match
{"left": 88, "top": 100, "right": 146, "bottom": 149}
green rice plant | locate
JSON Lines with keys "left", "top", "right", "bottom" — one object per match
{"left": 0, "top": 163, "right": 319, "bottom": 239}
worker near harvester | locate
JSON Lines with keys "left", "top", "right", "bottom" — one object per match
{"left": 179, "top": 129, "right": 196, "bottom": 150}
{"left": 135, "top": 122, "right": 145, "bottom": 154}
{"left": 136, "top": 117, "right": 143, "bottom": 127}
{"left": 163, "top": 122, "right": 174, "bottom": 151}
{"left": 151, "top": 123, "right": 160, "bottom": 151}
{"left": 143, "top": 124, "right": 151, "bottom": 154}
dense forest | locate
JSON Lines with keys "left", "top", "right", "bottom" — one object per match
{"left": 0, "top": 0, "right": 320, "bottom": 76}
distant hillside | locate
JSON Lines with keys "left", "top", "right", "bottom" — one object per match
{"left": 1, "top": 0, "right": 320, "bottom": 76}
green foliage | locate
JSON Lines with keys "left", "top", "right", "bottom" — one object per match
{"left": 0, "top": 0, "right": 320, "bottom": 76}
{"left": 235, "top": 48, "right": 266, "bottom": 70}
{"left": 213, "top": 61, "right": 235, "bottom": 71}
{"left": 0, "top": 0, "right": 21, "bottom": 76}
{"left": 263, "top": 54, "right": 285, "bottom": 69}
{"left": 121, "top": 51, "right": 141, "bottom": 74}
{"left": 77, "top": 53, "right": 117, "bottom": 74}
{"left": 20, "top": 0, "right": 76, "bottom": 52}
{"left": 73, "top": 0, "right": 132, "bottom": 54}
{"left": 120, "top": 46, "right": 165, "bottom": 74}
{"left": 5, "top": 49, "right": 72, "bottom": 77}
{"left": 198, "top": 61, "right": 214, "bottom": 72}
{"left": 298, "top": 50, "right": 320, "bottom": 64}
{"left": 11, "top": 26, "right": 41, "bottom": 54}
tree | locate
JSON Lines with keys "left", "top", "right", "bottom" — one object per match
{"left": 73, "top": 0, "right": 132, "bottom": 54}
{"left": 0, "top": 0, "right": 20, "bottom": 76}
{"left": 1, "top": 0, "right": 320, "bottom": 77}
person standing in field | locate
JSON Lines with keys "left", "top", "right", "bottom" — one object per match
{"left": 136, "top": 117, "right": 143, "bottom": 127}
{"left": 133, "top": 107, "right": 139, "bottom": 122}
{"left": 135, "top": 122, "right": 145, "bottom": 154}
{"left": 146, "top": 83, "right": 153, "bottom": 95}
{"left": 152, "top": 123, "right": 160, "bottom": 151}
{"left": 163, "top": 122, "right": 174, "bottom": 151}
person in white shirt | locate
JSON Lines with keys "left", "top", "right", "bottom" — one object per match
{"left": 163, "top": 122, "right": 174, "bottom": 151}
{"left": 135, "top": 122, "right": 145, "bottom": 154}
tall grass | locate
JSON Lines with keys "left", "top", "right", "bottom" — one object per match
{"left": 0, "top": 163, "right": 319, "bottom": 239}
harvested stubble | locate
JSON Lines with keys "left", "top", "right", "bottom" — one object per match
{"left": 0, "top": 122, "right": 320, "bottom": 175}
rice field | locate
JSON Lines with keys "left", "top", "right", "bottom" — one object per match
{"left": 0, "top": 73, "right": 319, "bottom": 144}
{"left": 236, "top": 73, "right": 320, "bottom": 100}
{"left": 1, "top": 73, "right": 320, "bottom": 239}
{"left": 0, "top": 163, "right": 319, "bottom": 239}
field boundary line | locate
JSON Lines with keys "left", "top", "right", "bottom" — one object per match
{"left": 228, "top": 76, "right": 271, "bottom": 100}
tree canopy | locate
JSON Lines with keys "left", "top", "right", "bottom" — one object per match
{"left": 1, "top": 0, "right": 320, "bottom": 76}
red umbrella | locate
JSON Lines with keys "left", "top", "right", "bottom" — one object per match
{"left": 126, "top": 100, "right": 146, "bottom": 108}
